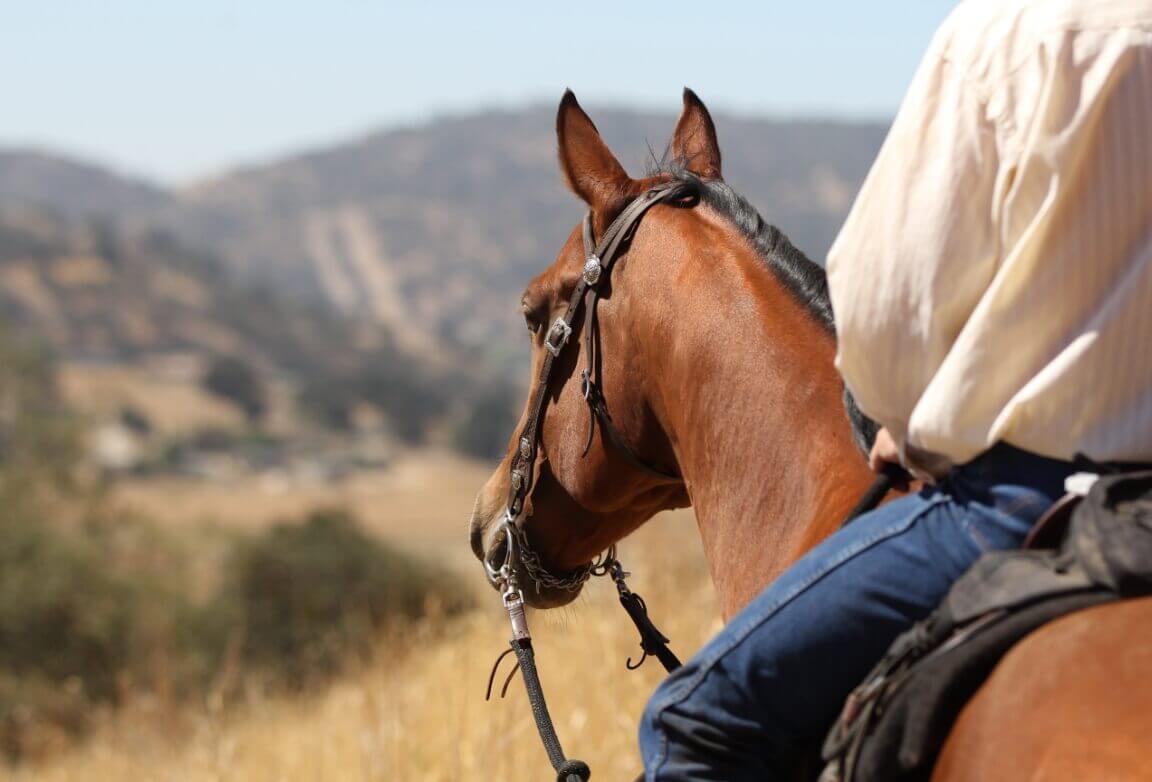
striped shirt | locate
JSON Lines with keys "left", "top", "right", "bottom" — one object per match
{"left": 827, "top": 0, "right": 1152, "bottom": 469}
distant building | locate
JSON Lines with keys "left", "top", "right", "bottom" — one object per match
{"left": 90, "top": 421, "right": 143, "bottom": 472}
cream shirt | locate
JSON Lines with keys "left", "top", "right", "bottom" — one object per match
{"left": 827, "top": 0, "right": 1152, "bottom": 468}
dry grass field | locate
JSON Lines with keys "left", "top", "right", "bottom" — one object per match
{"left": 10, "top": 479, "right": 719, "bottom": 782}
{"left": 110, "top": 450, "right": 495, "bottom": 555}
{"left": 56, "top": 362, "right": 247, "bottom": 437}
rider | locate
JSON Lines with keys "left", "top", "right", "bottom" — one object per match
{"left": 639, "top": 1, "right": 1152, "bottom": 778}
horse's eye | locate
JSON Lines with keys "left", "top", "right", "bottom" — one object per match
{"left": 523, "top": 305, "right": 540, "bottom": 335}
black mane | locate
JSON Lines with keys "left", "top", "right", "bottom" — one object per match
{"left": 660, "top": 166, "right": 878, "bottom": 454}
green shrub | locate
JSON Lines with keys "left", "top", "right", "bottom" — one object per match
{"left": 217, "top": 508, "right": 469, "bottom": 687}
{"left": 0, "top": 518, "right": 142, "bottom": 758}
{"left": 295, "top": 338, "right": 450, "bottom": 443}
{"left": 0, "top": 330, "right": 83, "bottom": 498}
{"left": 202, "top": 354, "right": 266, "bottom": 422}
{"left": 0, "top": 521, "right": 135, "bottom": 704}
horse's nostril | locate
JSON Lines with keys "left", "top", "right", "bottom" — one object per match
{"left": 486, "top": 534, "right": 509, "bottom": 574}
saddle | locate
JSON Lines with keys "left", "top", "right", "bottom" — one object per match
{"left": 820, "top": 469, "right": 1152, "bottom": 782}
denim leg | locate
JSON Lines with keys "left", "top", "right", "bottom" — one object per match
{"left": 640, "top": 448, "right": 1073, "bottom": 782}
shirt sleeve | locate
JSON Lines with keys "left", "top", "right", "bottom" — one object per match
{"left": 825, "top": 10, "right": 1004, "bottom": 448}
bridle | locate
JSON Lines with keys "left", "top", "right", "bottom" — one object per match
{"left": 507, "top": 182, "right": 689, "bottom": 531}
{"left": 483, "top": 181, "right": 692, "bottom": 782}
{"left": 485, "top": 180, "right": 691, "bottom": 590}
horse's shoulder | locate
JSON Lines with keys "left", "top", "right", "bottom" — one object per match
{"left": 934, "top": 596, "right": 1152, "bottom": 781}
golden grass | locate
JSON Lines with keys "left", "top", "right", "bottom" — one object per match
{"left": 10, "top": 511, "right": 719, "bottom": 782}
{"left": 57, "top": 362, "right": 244, "bottom": 436}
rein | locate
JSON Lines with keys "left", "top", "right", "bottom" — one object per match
{"left": 839, "top": 462, "right": 908, "bottom": 528}
{"left": 484, "top": 182, "right": 689, "bottom": 782}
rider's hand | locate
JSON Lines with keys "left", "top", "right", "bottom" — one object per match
{"left": 868, "top": 427, "right": 902, "bottom": 473}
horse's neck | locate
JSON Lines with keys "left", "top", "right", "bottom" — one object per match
{"left": 647, "top": 252, "right": 875, "bottom": 620}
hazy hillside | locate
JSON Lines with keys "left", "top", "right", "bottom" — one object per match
{"left": 0, "top": 107, "right": 886, "bottom": 370}
{"left": 0, "top": 205, "right": 513, "bottom": 455}
{"left": 160, "top": 107, "right": 886, "bottom": 362}
{"left": 0, "top": 149, "right": 172, "bottom": 219}
{"left": 0, "top": 207, "right": 368, "bottom": 374}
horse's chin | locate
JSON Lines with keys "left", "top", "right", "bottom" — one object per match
{"left": 478, "top": 530, "right": 584, "bottom": 609}
{"left": 517, "top": 574, "right": 583, "bottom": 609}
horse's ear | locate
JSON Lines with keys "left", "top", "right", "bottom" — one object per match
{"left": 556, "top": 90, "right": 632, "bottom": 210}
{"left": 670, "top": 88, "right": 722, "bottom": 179}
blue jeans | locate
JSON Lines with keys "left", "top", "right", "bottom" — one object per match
{"left": 639, "top": 444, "right": 1078, "bottom": 781}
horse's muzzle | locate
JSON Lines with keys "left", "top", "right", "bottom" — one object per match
{"left": 468, "top": 499, "right": 580, "bottom": 609}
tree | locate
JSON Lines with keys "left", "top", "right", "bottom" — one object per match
{"left": 202, "top": 355, "right": 266, "bottom": 423}
{"left": 0, "top": 328, "right": 81, "bottom": 496}
{"left": 452, "top": 386, "right": 518, "bottom": 460}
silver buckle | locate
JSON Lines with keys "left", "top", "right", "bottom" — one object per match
{"left": 582, "top": 254, "right": 602, "bottom": 285}
{"left": 544, "top": 318, "right": 572, "bottom": 357}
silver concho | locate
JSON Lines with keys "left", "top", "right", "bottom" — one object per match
{"left": 519, "top": 436, "right": 532, "bottom": 460}
{"left": 582, "top": 254, "right": 602, "bottom": 285}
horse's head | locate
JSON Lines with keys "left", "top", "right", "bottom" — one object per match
{"left": 470, "top": 89, "right": 724, "bottom": 607}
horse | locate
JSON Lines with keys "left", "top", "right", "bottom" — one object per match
{"left": 469, "top": 89, "right": 1152, "bottom": 780}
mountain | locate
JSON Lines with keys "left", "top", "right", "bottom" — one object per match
{"left": 0, "top": 150, "right": 171, "bottom": 219}
{"left": 0, "top": 107, "right": 887, "bottom": 369}
{"left": 0, "top": 203, "right": 481, "bottom": 451}
{"left": 0, "top": 206, "right": 374, "bottom": 375}
{"left": 157, "top": 108, "right": 887, "bottom": 363}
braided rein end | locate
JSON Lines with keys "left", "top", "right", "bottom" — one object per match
{"left": 557, "top": 759, "right": 592, "bottom": 782}
{"left": 510, "top": 639, "right": 592, "bottom": 781}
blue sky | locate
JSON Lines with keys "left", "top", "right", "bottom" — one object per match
{"left": 2, "top": 1, "right": 957, "bottom": 183}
